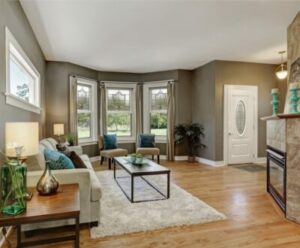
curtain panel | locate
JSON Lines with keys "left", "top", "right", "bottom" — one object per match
{"left": 136, "top": 83, "right": 143, "bottom": 147}
{"left": 166, "top": 81, "right": 175, "bottom": 161}
{"left": 69, "top": 76, "right": 78, "bottom": 145}
{"left": 100, "top": 82, "right": 107, "bottom": 136}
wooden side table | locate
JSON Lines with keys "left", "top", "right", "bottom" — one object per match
{"left": 0, "top": 184, "right": 80, "bottom": 248}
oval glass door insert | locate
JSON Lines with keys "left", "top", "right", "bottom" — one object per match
{"left": 235, "top": 100, "right": 246, "bottom": 135}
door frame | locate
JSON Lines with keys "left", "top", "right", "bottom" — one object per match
{"left": 223, "top": 84, "right": 258, "bottom": 165}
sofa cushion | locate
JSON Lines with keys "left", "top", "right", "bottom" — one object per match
{"left": 139, "top": 134, "right": 155, "bottom": 148}
{"left": 40, "top": 138, "right": 58, "bottom": 151}
{"left": 69, "top": 151, "right": 86, "bottom": 169}
{"left": 103, "top": 134, "right": 117, "bottom": 150}
{"left": 44, "top": 149, "right": 75, "bottom": 170}
{"left": 136, "top": 147, "right": 160, "bottom": 155}
{"left": 100, "top": 148, "right": 128, "bottom": 158}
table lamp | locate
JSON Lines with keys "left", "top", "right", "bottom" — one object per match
{"left": 5, "top": 122, "right": 39, "bottom": 159}
{"left": 53, "top": 123, "right": 64, "bottom": 143}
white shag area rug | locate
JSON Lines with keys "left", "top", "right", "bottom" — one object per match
{"left": 91, "top": 170, "right": 225, "bottom": 238}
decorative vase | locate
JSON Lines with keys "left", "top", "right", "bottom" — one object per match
{"left": 289, "top": 88, "right": 299, "bottom": 113}
{"left": 0, "top": 160, "right": 27, "bottom": 215}
{"left": 36, "top": 162, "right": 59, "bottom": 195}
{"left": 271, "top": 89, "right": 279, "bottom": 115}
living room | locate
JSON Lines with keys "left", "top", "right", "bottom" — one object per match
{"left": 1, "top": 0, "right": 300, "bottom": 247}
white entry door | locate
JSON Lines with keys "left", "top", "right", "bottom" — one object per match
{"left": 224, "top": 85, "right": 258, "bottom": 165}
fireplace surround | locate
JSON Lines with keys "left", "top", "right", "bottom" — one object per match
{"left": 266, "top": 146, "right": 286, "bottom": 213}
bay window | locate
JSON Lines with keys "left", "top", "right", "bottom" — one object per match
{"left": 105, "top": 83, "right": 136, "bottom": 141}
{"left": 143, "top": 82, "right": 168, "bottom": 142}
{"left": 76, "top": 79, "right": 97, "bottom": 143}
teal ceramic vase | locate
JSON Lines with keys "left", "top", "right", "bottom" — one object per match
{"left": 271, "top": 92, "right": 279, "bottom": 115}
{"left": 289, "top": 88, "right": 299, "bottom": 113}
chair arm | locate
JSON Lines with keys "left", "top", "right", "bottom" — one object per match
{"left": 68, "top": 145, "right": 83, "bottom": 155}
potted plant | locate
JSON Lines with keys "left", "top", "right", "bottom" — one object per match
{"left": 65, "top": 133, "right": 76, "bottom": 146}
{"left": 174, "top": 123, "right": 205, "bottom": 163}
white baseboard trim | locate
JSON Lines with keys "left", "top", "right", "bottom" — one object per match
{"left": 196, "top": 157, "right": 226, "bottom": 167}
{"left": 174, "top": 156, "right": 188, "bottom": 161}
{"left": 254, "top": 157, "right": 267, "bottom": 164}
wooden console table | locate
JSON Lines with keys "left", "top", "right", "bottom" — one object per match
{"left": 0, "top": 184, "right": 80, "bottom": 248}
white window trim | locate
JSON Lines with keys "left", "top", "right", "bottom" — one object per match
{"left": 104, "top": 82, "right": 137, "bottom": 142}
{"left": 143, "top": 81, "right": 168, "bottom": 143}
{"left": 5, "top": 27, "right": 41, "bottom": 114}
{"left": 77, "top": 78, "right": 98, "bottom": 145}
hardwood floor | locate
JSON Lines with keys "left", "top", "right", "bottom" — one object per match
{"left": 3, "top": 160, "right": 300, "bottom": 248}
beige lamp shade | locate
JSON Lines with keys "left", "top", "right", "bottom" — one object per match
{"left": 53, "top": 123, "right": 64, "bottom": 136}
{"left": 5, "top": 122, "right": 39, "bottom": 157}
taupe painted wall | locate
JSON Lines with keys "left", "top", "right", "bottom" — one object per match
{"left": 45, "top": 62, "right": 98, "bottom": 138}
{"left": 192, "top": 60, "right": 283, "bottom": 161}
{"left": 192, "top": 62, "right": 216, "bottom": 160}
{"left": 0, "top": 0, "right": 46, "bottom": 151}
{"left": 215, "top": 61, "right": 280, "bottom": 160}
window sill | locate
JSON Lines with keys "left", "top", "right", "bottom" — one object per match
{"left": 5, "top": 93, "right": 41, "bottom": 114}
{"left": 118, "top": 139, "right": 136, "bottom": 144}
{"left": 78, "top": 141, "right": 98, "bottom": 146}
{"left": 155, "top": 140, "right": 167, "bottom": 144}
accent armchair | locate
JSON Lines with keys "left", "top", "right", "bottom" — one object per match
{"left": 136, "top": 134, "right": 160, "bottom": 163}
{"left": 98, "top": 135, "right": 128, "bottom": 170}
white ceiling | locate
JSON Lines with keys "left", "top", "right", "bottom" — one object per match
{"left": 20, "top": 0, "right": 300, "bottom": 73}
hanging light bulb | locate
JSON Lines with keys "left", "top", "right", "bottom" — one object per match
{"left": 275, "top": 51, "right": 288, "bottom": 80}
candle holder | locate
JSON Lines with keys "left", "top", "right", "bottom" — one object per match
{"left": 289, "top": 88, "right": 299, "bottom": 113}
{"left": 271, "top": 92, "right": 279, "bottom": 115}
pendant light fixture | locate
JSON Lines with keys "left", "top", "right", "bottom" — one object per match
{"left": 275, "top": 51, "right": 288, "bottom": 80}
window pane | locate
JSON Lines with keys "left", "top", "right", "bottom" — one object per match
{"left": 150, "top": 112, "right": 167, "bottom": 136}
{"left": 150, "top": 88, "right": 167, "bottom": 111}
{"left": 107, "top": 89, "right": 131, "bottom": 111}
{"left": 9, "top": 54, "right": 35, "bottom": 104}
{"left": 77, "top": 84, "right": 91, "bottom": 110}
{"left": 77, "top": 113, "right": 91, "bottom": 139}
{"left": 107, "top": 113, "right": 131, "bottom": 136}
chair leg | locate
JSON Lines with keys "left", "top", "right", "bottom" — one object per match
{"left": 157, "top": 155, "right": 160, "bottom": 164}
{"left": 152, "top": 155, "right": 154, "bottom": 161}
{"left": 100, "top": 156, "right": 104, "bottom": 165}
{"left": 108, "top": 158, "right": 112, "bottom": 170}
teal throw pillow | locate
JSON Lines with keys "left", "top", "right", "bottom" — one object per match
{"left": 44, "top": 149, "right": 75, "bottom": 170}
{"left": 139, "top": 134, "right": 155, "bottom": 148}
{"left": 103, "top": 134, "right": 117, "bottom": 150}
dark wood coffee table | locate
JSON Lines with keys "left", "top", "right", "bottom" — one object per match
{"left": 0, "top": 184, "right": 80, "bottom": 248}
{"left": 113, "top": 157, "right": 170, "bottom": 203}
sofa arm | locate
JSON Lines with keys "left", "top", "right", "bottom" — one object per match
{"left": 89, "top": 171, "right": 102, "bottom": 201}
{"left": 68, "top": 145, "right": 83, "bottom": 155}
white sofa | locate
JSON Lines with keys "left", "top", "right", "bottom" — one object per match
{"left": 25, "top": 138, "right": 102, "bottom": 230}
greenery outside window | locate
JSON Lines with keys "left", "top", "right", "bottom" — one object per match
{"left": 143, "top": 82, "right": 168, "bottom": 142}
{"left": 5, "top": 27, "right": 41, "bottom": 114}
{"left": 77, "top": 79, "right": 97, "bottom": 144}
{"left": 105, "top": 83, "right": 136, "bottom": 142}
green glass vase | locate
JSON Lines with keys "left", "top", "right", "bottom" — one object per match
{"left": 0, "top": 160, "right": 27, "bottom": 215}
